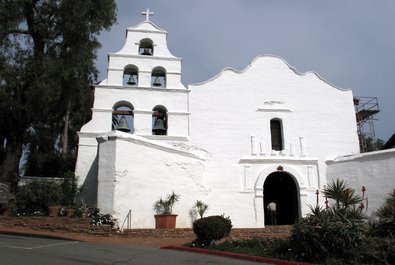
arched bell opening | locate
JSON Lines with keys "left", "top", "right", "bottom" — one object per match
{"left": 123, "top": 65, "right": 138, "bottom": 86}
{"left": 152, "top": 105, "right": 167, "bottom": 135}
{"left": 138, "top": 38, "right": 154, "bottom": 56}
{"left": 151, "top": 67, "right": 166, "bottom": 88}
{"left": 112, "top": 101, "right": 134, "bottom": 133}
{"left": 263, "top": 171, "right": 299, "bottom": 225}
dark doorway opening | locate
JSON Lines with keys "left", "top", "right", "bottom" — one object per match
{"left": 264, "top": 172, "right": 299, "bottom": 225}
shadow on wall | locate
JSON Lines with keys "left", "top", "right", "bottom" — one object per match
{"left": 81, "top": 156, "right": 98, "bottom": 206}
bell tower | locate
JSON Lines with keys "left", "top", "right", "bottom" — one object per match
{"left": 81, "top": 8, "right": 190, "bottom": 138}
{"left": 76, "top": 10, "right": 190, "bottom": 205}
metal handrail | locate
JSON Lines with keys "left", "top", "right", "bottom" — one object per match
{"left": 120, "top": 209, "right": 132, "bottom": 231}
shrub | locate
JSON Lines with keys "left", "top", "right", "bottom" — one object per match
{"left": 366, "top": 190, "right": 395, "bottom": 264}
{"left": 291, "top": 205, "right": 368, "bottom": 263}
{"left": 362, "top": 236, "right": 395, "bottom": 265}
{"left": 59, "top": 171, "right": 78, "bottom": 206}
{"left": 290, "top": 180, "right": 369, "bottom": 263}
{"left": 15, "top": 180, "right": 63, "bottom": 214}
{"left": 371, "top": 190, "right": 395, "bottom": 238}
{"left": 193, "top": 215, "right": 232, "bottom": 247}
{"left": 211, "top": 238, "right": 292, "bottom": 260}
{"left": 89, "top": 208, "right": 118, "bottom": 228}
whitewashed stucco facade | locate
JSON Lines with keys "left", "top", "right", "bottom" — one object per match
{"left": 327, "top": 149, "right": 395, "bottom": 218}
{"left": 75, "top": 17, "right": 393, "bottom": 228}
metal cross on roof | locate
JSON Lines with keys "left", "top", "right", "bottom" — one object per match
{"left": 142, "top": 8, "right": 153, "bottom": 21}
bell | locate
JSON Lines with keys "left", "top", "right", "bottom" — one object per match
{"left": 152, "top": 118, "right": 166, "bottom": 135}
{"left": 142, "top": 48, "right": 152, "bottom": 55}
{"left": 127, "top": 75, "right": 136, "bottom": 85}
{"left": 116, "top": 116, "right": 130, "bottom": 132}
{"left": 152, "top": 76, "right": 162, "bottom": 87}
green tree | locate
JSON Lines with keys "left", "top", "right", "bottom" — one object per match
{"left": 360, "top": 135, "right": 385, "bottom": 152}
{"left": 0, "top": 0, "right": 116, "bottom": 189}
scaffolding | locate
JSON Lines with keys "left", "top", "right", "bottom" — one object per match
{"left": 354, "top": 96, "right": 380, "bottom": 152}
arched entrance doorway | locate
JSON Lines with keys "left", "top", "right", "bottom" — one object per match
{"left": 264, "top": 171, "right": 299, "bottom": 225}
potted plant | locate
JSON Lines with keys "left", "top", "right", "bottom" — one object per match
{"left": 47, "top": 186, "right": 62, "bottom": 217}
{"left": 1, "top": 199, "right": 15, "bottom": 216}
{"left": 48, "top": 202, "right": 62, "bottom": 217}
{"left": 66, "top": 205, "right": 76, "bottom": 218}
{"left": 153, "top": 191, "right": 180, "bottom": 229}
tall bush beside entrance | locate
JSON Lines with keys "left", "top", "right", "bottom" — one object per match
{"left": 290, "top": 180, "right": 369, "bottom": 263}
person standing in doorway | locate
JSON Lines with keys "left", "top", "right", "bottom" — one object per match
{"left": 267, "top": 201, "right": 277, "bottom": 225}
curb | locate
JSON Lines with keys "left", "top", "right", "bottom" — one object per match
{"left": 0, "top": 229, "right": 80, "bottom": 242}
{"left": 161, "top": 246, "right": 312, "bottom": 265}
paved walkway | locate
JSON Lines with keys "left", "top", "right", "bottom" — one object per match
{"left": 0, "top": 233, "right": 266, "bottom": 265}
{"left": 0, "top": 226, "right": 311, "bottom": 265}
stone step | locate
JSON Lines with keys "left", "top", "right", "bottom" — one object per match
{"left": 122, "top": 225, "right": 293, "bottom": 239}
{"left": 0, "top": 216, "right": 293, "bottom": 240}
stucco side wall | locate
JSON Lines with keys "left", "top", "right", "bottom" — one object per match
{"left": 326, "top": 149, "right": 395, "bottom": 217}
{"left": 97, "top": 135, "right": 208, "bottom": 228}
{"left": 96, "top": 133, "right": 281, "bottom": 228}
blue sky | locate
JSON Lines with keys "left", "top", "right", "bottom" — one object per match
{"left": 96, "top": 0, "right": 395, "bottom": 141}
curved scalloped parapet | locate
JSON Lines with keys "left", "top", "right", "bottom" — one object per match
{"left": 127, "top": 20, "right": 167, "bottom": 33}
{"left": 190, "top": 54, "right": 349, "bottom": 92}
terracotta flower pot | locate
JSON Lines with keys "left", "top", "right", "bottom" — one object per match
{"left": 48, "top": 205, "right": 61, "bottom": 217}
{"left": 2, "top": 207, "right": 12, "bottom": 216}
{"left": 154, "top": 214, "right": 177, "bottom": 229}
{"left": 66, "top": 208, "right": 75, "bottom": 218}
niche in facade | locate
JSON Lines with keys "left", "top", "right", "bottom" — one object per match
{"left": 152, "top": 105, "right": 167, "bottom": 135}
{"left": 151, "top": 67, "right": 166, "bottom": 88}
{"left": 123, "top": 65, "right": 138, "bottom": 86}
{"left": 138, "top": 38, "right": 154, "bottom": 56}
{"left": 113, "top": 102, "right": 134, "bottom": 133}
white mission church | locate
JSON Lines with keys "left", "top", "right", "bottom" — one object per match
{"left": 75, "top": 10, "right": 395, "bottom": 228}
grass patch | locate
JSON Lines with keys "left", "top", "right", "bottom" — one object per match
{"left": 187, "top": 238, "right": 294, "bottom": 261}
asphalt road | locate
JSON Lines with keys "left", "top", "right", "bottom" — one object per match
{"left": 0, "top": 234, "right": 267, "bottom": 265}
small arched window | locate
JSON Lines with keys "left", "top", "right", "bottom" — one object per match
{"left": 152, "top": 105, "right": 167, "bottom": 135}
{"left": 138, "top": 38, "right": 154, "bottom": 56}
{"left": 270, "top": 119, "right": 283, "bottom": 151}
{"left": 112, "top": 102, "right": 134, "bottom": 133}
{"left": 151, "top": 67, "right": 166, "bottom": 88}
{"left": 123, "top": 65, "right": 138, "bottom": 86}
